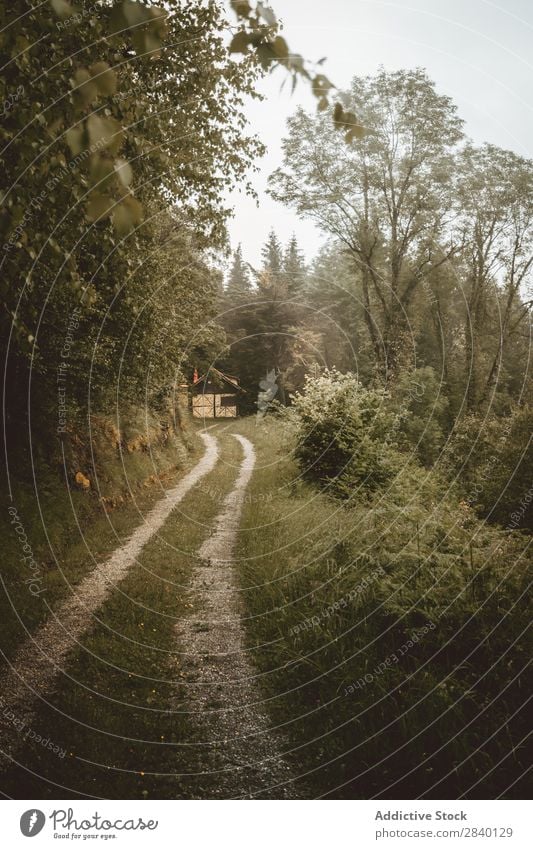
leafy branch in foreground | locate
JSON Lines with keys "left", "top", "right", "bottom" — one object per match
{"left": 1, "top": 0, "right": 261, "bottom": 405}
{"left": 228, "top": 0, "right": 365, "bottom": 142}
{"left": 48, "top": 0, "right": 169, "bottom": 235}
{"left": 45, "top": 0, "right": 364, "bottom": 239}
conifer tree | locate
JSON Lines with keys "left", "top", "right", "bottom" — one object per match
{"left": 261, "top": 229, "right": 284, "bottom": 281}
{"left": 226, "top": 244, "right": 252, "bottom": 299}
{"left": 283, "top": 234, "right": 306, "bottom": 294}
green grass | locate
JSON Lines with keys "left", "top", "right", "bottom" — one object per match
{"left": 2, "top": 415, "right": 529, "bottom": 799}
{"left": 1, "top": 413, "right": 199, "bottom": 667}
{"left": 1, "top": 424, "right": 243, "bottom": 799}
{"left": 232, "top": 417, "right": 531, "bottom": 799}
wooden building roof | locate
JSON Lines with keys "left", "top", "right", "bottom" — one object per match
{"left": 190, "top": 367, "right": 246, "bottom": 394}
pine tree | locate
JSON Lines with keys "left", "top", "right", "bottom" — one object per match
{"left": 221, "top": 231, "right": 309, "bottom": 407}
{"left": 261, "top": 229, "right": 284, "bottom": 281}
{"left": 226, "top": 244, "right": 252, "bottom": 299}
{"left": 283, "top": 234, "right": 306, "bottom": 294}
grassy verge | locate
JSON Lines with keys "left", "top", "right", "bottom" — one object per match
{"left": 233, "top": 417, "right": 531, "bottom": 799}
{"left": 1, "top": 424, "right": 242, "bottom": 799}
{"left": 1, "top": 410, "right": 198, "bottom": 665}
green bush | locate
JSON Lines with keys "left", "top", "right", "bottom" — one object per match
{"left": 444, "top": 405, "right": 533, "bottom": 530}
{"left": 391, "top": 366, "right": 449, "bottom": 466}
{"left": 236, "top": 418, "right": 532, "bottom": 799}
{"left": 291, "top": 369, "right": 404, "bottom": 498}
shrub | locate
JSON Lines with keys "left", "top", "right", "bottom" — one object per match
{"left": 444, "top": 405, "right": 533, "bottom": 530}
{"left": 236, "top": 418, "right": 531, "bottom": 799}
{"left": 391, "top": 366, "right": 449, "bottom": 466}
{"left": 291, "top": 369, "right": 404, "bottom": 498}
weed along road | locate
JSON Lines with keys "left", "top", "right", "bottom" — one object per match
{"left": 0, "top": 418, "right": 529, "bottom": 802}
{"left": 0, "top": 433, "right": 219, "bottom": 766}
{"left": 0, "top": 424, "right": 305, "bottom": 799}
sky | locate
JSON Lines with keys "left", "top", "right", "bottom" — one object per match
{"left": 225, "top": 0, "right": 533, "bottom": 270}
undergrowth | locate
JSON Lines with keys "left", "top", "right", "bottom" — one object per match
{"left": 234, "top": 418, "right": 531, "bottom": 799}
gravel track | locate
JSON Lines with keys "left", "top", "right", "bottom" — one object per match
{"left": 0, "top": 432, "right": 219, "bottom": 766}
{"left": 173, "top": 434, "right": 304, "bottom": 799}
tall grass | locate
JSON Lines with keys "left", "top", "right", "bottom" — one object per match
{"left": 1, "top": 409, "right": 198, "bottom": 664}
{"left": 233, "top": 418, "right": 531, "bottom": 799}
{"left": 1, "top": 426, "right": 244, "bottom": 799}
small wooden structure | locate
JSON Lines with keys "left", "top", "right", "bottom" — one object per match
{"left": 190, "top": 368, "right": 244, "bottom": 418}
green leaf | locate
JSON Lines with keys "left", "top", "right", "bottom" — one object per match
{"left": 272, "top": 36, "right": 289, "bottom": 59}
{"left": 148, "top": 4, "right": 168, "bottom": 34}
{"left": 289, "top": 54, "right": 305, "bottom": 73}
{"left": 87, "top": 114, "right": 123, "bottom": 154}
{"left": 343, "top": 110, "right": 358, "bottom": 127}
{"left": 115, "top": 158, "right": 133, "bottom": 187}
{"left": 333, "top": 102, "right": 344, "bottom": 128}
{"left": 122, "top": 0, "right": 147, "bottom": 27}
{"left": 256, "top": 43, "right": 276, "bottom": 69}
{"left": 86, "top": 192, "right": 114, "bottom": 222}
{"left": 89, "top": 155, "right": 115, "bottom": 189}
{"left": 257, "top": 2, "right": 277, "bottom": 27}
{"left": 51, "top": 0, "right": 75, "bottom": 17}
{"left": 312, "top": 74, "right": 334, "bottom": 97}
{"left": 229, "top": 31, "right": 250, "bottom": 54}
{"left": 231, "top": 0, "right": 252, "bottom": 18}
{"left": 112, "top": 195, "right": 143, "bottom": 236}
{"left": 89, "top": 62, "right": 117, "bottom": 96}
{"left": 66, "top": 125, "right": 85, "bottom": 154}
{"left": 143, "top": 32, "right": 163, "bottom": 57}
{"left": 72, "top": 68, "right": 98, "bottom": 110}
{"left": 345, "top": 124, "right": 366, "bottom": 142}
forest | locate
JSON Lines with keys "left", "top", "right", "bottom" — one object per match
{"left": 221, "top": 66, "right": 532, "bottom": 530}
{"left": 0, "top": 0, "right": 530, "bottom": 802}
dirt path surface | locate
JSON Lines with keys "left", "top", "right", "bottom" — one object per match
{"left": 173, "top": 434, "right": 304, "bottom": 799}
{"left": 0, "top": 432, "right": 219, "bottom": 765}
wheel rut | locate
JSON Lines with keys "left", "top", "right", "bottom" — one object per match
{"left": 172, "top": 434, "right": 303, "bottom": 799}
{"left": 0, "top": 433, "right": 219, "bottom": 766}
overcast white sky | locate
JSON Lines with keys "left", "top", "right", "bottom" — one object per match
{"left": 225, "top": 0, "right": 533, "bottom": 269}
